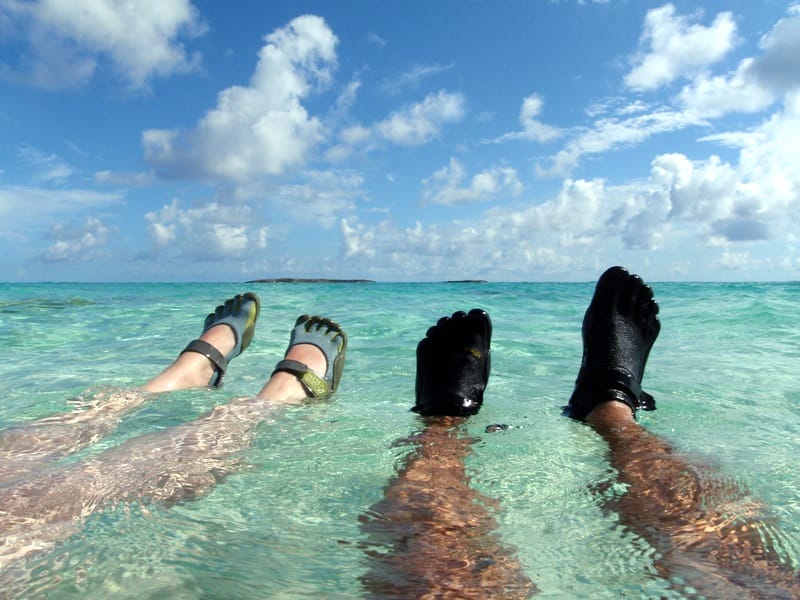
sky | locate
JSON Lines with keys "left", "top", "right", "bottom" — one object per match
{"left": 1, "top": 0, "right": 799, "bottom": 282}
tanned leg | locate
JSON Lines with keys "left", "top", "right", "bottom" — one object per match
{"left": 360, "top": 310, "right": 535, "bottom": 599}
{"left": 570, "top": 267, "right": 799, "bottom": 597}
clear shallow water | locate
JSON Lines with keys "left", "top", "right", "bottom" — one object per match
{"left": 1, "top": 280, "right": 799, "bottom": 598}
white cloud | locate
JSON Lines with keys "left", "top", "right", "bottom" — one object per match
{"left": 625, "top": 4, "right": 738, "bottom": 91}
{"left": 375, "top": 90, "right": 465, "bottom": 145}
{"left": 333, "top": 182, "right": 635, "bottom": 279}
{"left": 380, "top": 62, "right": 453, "bottom": 95}
{"left": 341, "top": 218, "right": 375, "bottom": 259}
{"left": 0, "top": 0, "right": 204, "bottom": 90}
{"left": 144, "top": 199, "right": 268, "bottom": 261}
{"left": 339, "top": 212, "right": 585, "bottom": 281}
{"left": 735, "top": 92, "right": 800, "bottom": 207}
{"left": 421, "top": 158, "right": 522, "bottom": 206}
{"left": 340, "top": 125, "right": 372, "bottom": 147}
{"left": 676, "top": 5, "right": 800, "bottom": 120}
{"left": 16, "top": 144, "right": 74, "bottom": 181}
{"left": 678, "top": 58, "right": 774, "bottom": 119}
{"left": 339, "top": 92, "right": 800, "bottom": 280}
{"left": 340, "top": 178, "right": 615, "bottom": 279}
{"left": 143, "top": 14, "right": 337, "bottom": 182}
{"left": 715, "top": 249, "right": 750, "bottom": 269}
{"left": 587, "top": 98, "right": 653, "bottom": 119}
{"left": 748, "top": 4, "right": 800, "bottom": 94}
{"left": 546, "top": 6, "right": 800, "bottom": 177}
{"left": 651, "top": 153, "right": 734, "bottom": 223}
{"left": 327, "top": 90, "right": 465, "bottom": 159}
{"left": 367, "top": 32, "right": 387, "bottom": 47}
{"left": 270, "top": 170, "right": 363, "bottom": 228}
{"left": 489, "top": 94, "right": 561, "bottom": 143}
{"left": 94, "top": 170, "right": 155, "bottom": 187}
{"left": 540, "top": 107, "right": 704, "bottom": 176}
{"left": 42, "top": 216, "right": 112, "bottom": 262}
{"left": 333, "top": 78, "right": 361, "bottom": 115}
{"left": 0, "top": 185, "right": 122, "bottom": 239}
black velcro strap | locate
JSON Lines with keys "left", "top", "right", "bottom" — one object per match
{"left": 181, "top": 339, "right": 228, "bottom": 386}
{"left": 565, "top": 366, "right": 656, "bottom": 421}
{"left": 271, "top": 359, "right": 329, "bottom": 397}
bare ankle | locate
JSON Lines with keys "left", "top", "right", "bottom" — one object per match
{"left": 585, "top": 400, "right": 636, "bottom": 426}
{"left": 200, "top": 324, "right": 236, "bottom": 357}
{"left": 142, "top": 351, "right": 215, "bottom": 393}
{"left": 257, "top": 343, "right": 327, "bottom": 404}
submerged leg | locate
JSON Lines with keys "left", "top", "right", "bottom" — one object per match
{"left": 0, "top": 315, "right": 347, "bottom": 567}
{"left": 0, "top": 293, "right": 260, "bottom": 480}
{"left": 568, "top": 266, "right": 799, "bottom": 596}
{"left": 361, "top": 310, "right": 534, "bottom": 599}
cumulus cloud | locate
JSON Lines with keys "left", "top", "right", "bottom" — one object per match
{"left": 0, "top": 0, "right": 204, "bottom": 89}
{"left": 41, "top": 216, "right": 112, "bottom": 262}
{"left": 270, "top": 170, "right": 363, "bottom": 228}
{"left": 339, "top": 211, "right": 584, "bottom": 281}
{"left": 143, "top": 15, "right": 338, "bottom": 182}
{"left": 144, "top": 199, "right": 268, "bottom": 261}
{"left": 748, "top": 5, "right": 800, "bottom": 94}
{"left": 677, "top": 58, "right": 774, "bottom": 119}
{"left": 625, "top": 4, "right": 737, "bottom": 91}
{"left": 489, "top": 94, "right": 561, "bottom": 143}
{"left": 715, "top": 248, "right": 759, "bottom": 271}
{"left": 678, "top": 5, "right": 800, "bottom": 119}
{"left": 340, "top": 177, "right": 620, "bottom": 278}
{"left": 711, "top": 218, "right": 771, "bottom": 242}
{"left": 332, "top": 180, "right": 643, "bottom": 280}
{"left": 339, "top": 92, "right": 800, "bottom": 280}
{"left": 327, "top": 90, "right": 465, "bottom": 160}
{"left": 421, "top": 158, "right": 522, "bottom": 206}
{"left": 536, "top": 3, "right": 796, "bottom": 183}
{"left": 543, "top": 6, "right": 800, "bottom": 177}
{"left": 376, "top": 90, "right": 465, "bottom": 145}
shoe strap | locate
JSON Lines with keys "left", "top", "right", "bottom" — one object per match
{"left": 271, "top": 359, "right": 329, "bottom": 397}
{"left": 565, "top": 366, "right": 655, "bottom": 420}
{"left": 181, "top": 339, "right": 228, "bottom": 387}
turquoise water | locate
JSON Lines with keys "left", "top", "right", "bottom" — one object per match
{"left": 1, "top": 280, "right": 799, "bottom": 598}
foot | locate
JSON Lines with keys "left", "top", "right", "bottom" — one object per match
{"left": 142, "top": 319, "right": 237, "bottom": 393}
{"left": 184, "top": 293, "right": 261, "bottom": 387}
{"left": 413, "top": 309, "right": 492, "bottom": 417}
{"left": 565, "top": 266, "right": 660, "bottom": 422}
{"left": 258, "top": 316, "right": 347, "bottom": 405}
{"left": 142, "top": 293, "right": 260, "bottom": 393}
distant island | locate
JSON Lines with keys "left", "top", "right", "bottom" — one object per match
{"left": 444, "top": 280, "right": 488, "bottom": 283}
{"left": 245, "top": 278, "right": 489, "bottom": 284}
{"left": 246, "top": 278, "right": 375, "bottom": 284}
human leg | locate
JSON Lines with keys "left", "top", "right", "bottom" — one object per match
{"left": 360, "top": 310, "right": 534, "bottom": 599}
{"left": 0, "top": 293, "right": 260, "bottom": 482}
{"left": 0, "top": 314, "right": 346, "bottom": 566}
{"left": 143, "top": 292, "right": 261, "bottom": 392}
{"left": 256, "top": 314, "right": 347, "bottom": 404}
{"left": 567, "top": 266, "right": 799, "bottom": 596}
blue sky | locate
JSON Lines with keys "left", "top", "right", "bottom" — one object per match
{"left": 1, "top": 1, "right": 799, "bottom": 282}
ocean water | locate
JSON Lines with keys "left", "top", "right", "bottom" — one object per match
{"left": 1, "top": 280, "right": 799, "bottom": 598}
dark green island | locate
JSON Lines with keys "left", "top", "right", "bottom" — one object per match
{"left": 246, "top": 278, "right": 375, "bottom": 283}
{"left": 444, "top": 280, "right": 488, "bottom": 283}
